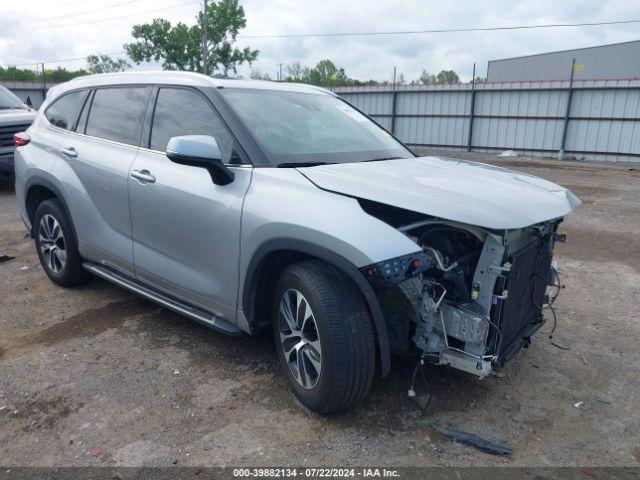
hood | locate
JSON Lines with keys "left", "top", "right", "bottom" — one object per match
{"left": 298, "top": 156, "right": 581, "bottom": 230}
{"left": 0, "top": 109, "right": 36, "bottom": 126}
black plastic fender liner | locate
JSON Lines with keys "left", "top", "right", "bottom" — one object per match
{"left": 430, "top": 423, "right": 513, "bottom": 455}
{"left": 242, "top": 239, "right": 392, "bottom": 378}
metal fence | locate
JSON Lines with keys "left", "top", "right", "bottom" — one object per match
{"left": 335, "top": 78, "right": 640, "bottom": 163}
{"left": 4, "top": 76, "right": 640, "bottom": 162}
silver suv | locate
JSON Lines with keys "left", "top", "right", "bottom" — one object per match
{"left": 14, "top": 72, "right": 580, "bottom": 413}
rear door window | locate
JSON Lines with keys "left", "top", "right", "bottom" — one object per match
{"left": 45, "top": 90, "right": 88, "bottom": 130}
{"left": 149, "top": 87, "right": 235, "bottom": 163}
{"left": 85, "top": 87, "right": 148, "bottom": 146}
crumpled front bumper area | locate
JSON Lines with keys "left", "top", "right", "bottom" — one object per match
{"left": 368, "top": 220, "right": 561, "bottom": 377}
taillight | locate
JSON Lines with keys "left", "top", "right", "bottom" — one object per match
{"left": 13, "top": 132, "right": 31, "bottom": 147}
{"left": 14, "top": 132, "right": 31, "bottom": 147}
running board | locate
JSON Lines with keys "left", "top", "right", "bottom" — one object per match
{"left": 83, "top": 262, "right": 243, "bottom": 336}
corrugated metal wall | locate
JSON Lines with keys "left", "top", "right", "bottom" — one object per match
{"left": 487, "top": 40, "right": 640, "bottom": 82}
{"left": 335, "top": 79, "right": 640, "bottom": 163}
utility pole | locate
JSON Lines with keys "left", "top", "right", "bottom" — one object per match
{"left": 40, "top": 63, "right": 47, "bottom": 101}
{"left": 467, "top": 62, "right": 476, "bottom": 152}
{"left": 202, "top": 0, "right": 208, "bottom": 75}
{"left": 277, "top": 63, "right": 284, "bottom": 81}
{"left": 559, "top": 58, "right": 576, "bottom": 161}
{"left": 390, "top": 66, "right": 398, "bottom": 134}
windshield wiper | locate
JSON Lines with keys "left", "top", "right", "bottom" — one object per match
{"left": 362, "top": 156, "right": 405, "bottom": 162}
{"left": 277, "top": 162, "right": 335, "bottom": 168}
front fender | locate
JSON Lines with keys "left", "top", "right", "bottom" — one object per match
{"left": 242, "top": 238, "right": 392, "bottom": 377}
{"left": 240, "top": 168, "right": 421, "bottom": 268}
{"left": 238, "top": 168, "right": 422, "bottom": 377}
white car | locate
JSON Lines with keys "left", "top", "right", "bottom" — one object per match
{"left": 0, "top": 85, "right": 36, "bottom": 176}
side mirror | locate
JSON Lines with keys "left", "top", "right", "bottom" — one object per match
{"left": 166, "top": 135, "right": 235, "bottom": 186}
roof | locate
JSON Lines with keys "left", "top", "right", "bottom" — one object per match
{"left": 59, "top": 70, "right": 332, "bottom": 95}
{"left": 488, "top": 38, "right": 640, "bottom": 64}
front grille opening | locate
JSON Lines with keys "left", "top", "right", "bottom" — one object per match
{"left": 490, "top": 237, "right": 552, "bottom": 361}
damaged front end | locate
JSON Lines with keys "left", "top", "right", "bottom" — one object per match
{"left": 360, "top": 201, "right": 563, "bottom": 377}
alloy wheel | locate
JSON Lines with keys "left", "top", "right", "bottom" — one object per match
{"left": 278, "top": 288, "right": 322, "bottom": 389}
{"left": 38, "top": 214, "right": 67, "bottom": 273}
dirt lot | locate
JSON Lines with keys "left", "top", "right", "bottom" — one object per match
{"left": 1, "top": 153, "right": 639, "bottom": 467}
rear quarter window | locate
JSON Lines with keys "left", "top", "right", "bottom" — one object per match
{"left": 45, "top": 90, "right": 88, "bottom": 130}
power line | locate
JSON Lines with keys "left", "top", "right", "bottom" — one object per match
{"left": 2, "top": 51, "right": 127, "bottom": 68}
{"left": 4, "top": 16, "right": 639, "bottom": 68}
{"left": 6, "top": 0, "right": 199, "bottom": 31}
{"left": 49, "top": 0, "right": 147, "bottom": 21}
{"left": 1, "top": 0, "right": 199, "bottom": 67}
{"left": 8, "top": 10, "right": 639, "bottom": 35}
{"left": 237, "top": 18, "right": 640, "bottom": 39}
{"left": 58, "top": 0, "right": 96, "bottom": 6}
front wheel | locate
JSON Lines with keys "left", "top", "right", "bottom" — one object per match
{"left": 273, "top": 260, "right": 376, "bottom": 414}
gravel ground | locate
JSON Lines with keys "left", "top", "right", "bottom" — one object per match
{"left": 0, "top": 152, "right": 639, "bottom": 467}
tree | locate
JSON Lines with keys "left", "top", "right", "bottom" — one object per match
{"left": 417, "top": 69, "right": 460, "bottom": 84}
{"left": 435, "top": 70, "right": 459, "bottom": 83}
{"left": 86, "top": 54, "right": 131, "bottom": 74}
{"left": 0, "top": 66, "right": 86, "bottom": 82}
{"left": 45, "top": 67, "right": 87, "bottom": 82}
{"left": 0, "top": 66, "right": 39, "bottom": 81}
{"left": 418, "top": 70, "right": 436, "bottom": 84}
{"left": 250, "top": 68, "right": 271, "bottom": 80}
{"left": 285, "top": 61, "right": 310, "bottom": 81}
{"left": 306, "top": 60, "right": 348, "bottom": 87}
{"left": 279, "top": 59, "right": 374, "bottom": 87}
{"left": 124, "top": 0, "right": 258, "bottom": 76}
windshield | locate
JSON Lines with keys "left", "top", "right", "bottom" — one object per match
{"left": 0, "top": 86, "right": 26, "bottom": 109}
{"left": 219, "top": 88, "right": 413, "bottom": 166}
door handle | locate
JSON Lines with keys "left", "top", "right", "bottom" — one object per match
{"left": 131, "top": 169, "right": 156, "bottom": 183}
{"left": 60, "top": 147, "right": 77, "bottom": 158}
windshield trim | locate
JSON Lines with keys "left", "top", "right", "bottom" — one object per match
{"left": 217, "top": 87, "right": 415, "bottom": 168}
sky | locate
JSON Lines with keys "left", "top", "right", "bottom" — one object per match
{"left": 0, "top": 0, "right": 639, "bottom": 82}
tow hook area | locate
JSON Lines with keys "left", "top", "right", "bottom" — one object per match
{"left": 401, "top": 277, "right": 494, "bottom": 378}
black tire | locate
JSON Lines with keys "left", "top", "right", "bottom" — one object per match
{"left": 272, "top": 260, "right": 376, "bottom": 414}
{"left": 33, "top": 198, "right": 87, "bottom": 287}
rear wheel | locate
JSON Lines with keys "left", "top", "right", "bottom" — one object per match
{"left": 34, "top": 199, "right": 87, "bottom": 287}
{"left": 273, "top": 260, "right": 376, "bottom": 414}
